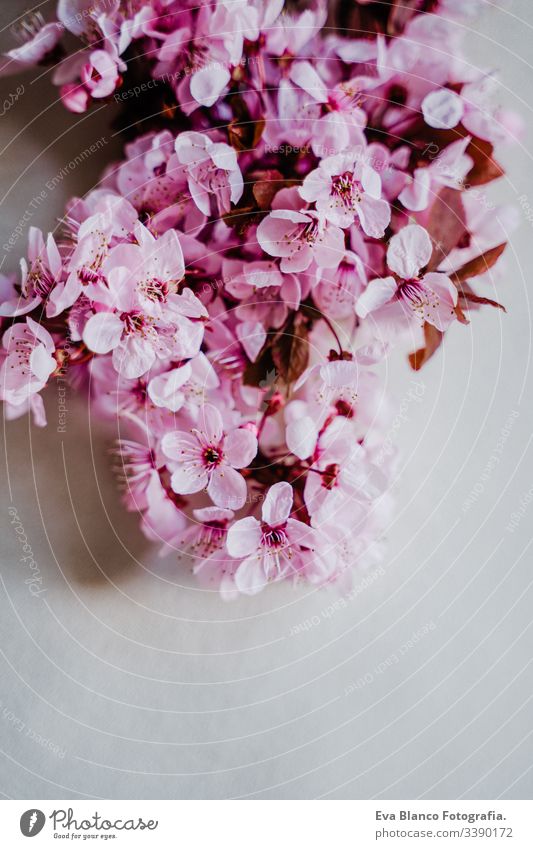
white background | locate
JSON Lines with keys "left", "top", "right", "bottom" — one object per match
{"left": 0, "top": 0, "right": 532, "bottom": 799}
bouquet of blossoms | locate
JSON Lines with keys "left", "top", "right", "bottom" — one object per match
{"left": 0, "top": 0, "right": 517, "bottom": 597}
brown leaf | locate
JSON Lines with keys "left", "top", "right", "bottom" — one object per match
{"left": 252, "top": 169, "right": 285, "bottom": 210}
{"left": 454, "top": 302, "right": 470, "bottom": 325}
{"left": 450, "top": 243, "right": 506, "bottom": 284}
{"left": 272, "top": 314, "right": 310, "bottom": 386}
{"left": 459, "top": 292, "right": 506, "bottom": 312}
{"left": 466, "top": 136, "right": 504, "bottom": 186}
{"left": 426, "top": 188, "right": 467, "bottom": 271}
{"left": 408, "top": 323, "right": 443, "bottom": 371}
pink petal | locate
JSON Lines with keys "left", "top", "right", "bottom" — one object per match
{"left": 82, "top": 312, "right": 123, "bottom": 354}
{"left": 314, "top": 223, "right": 345, "bottom": 269}
{"left": 207, "top": 464, "right": 247, "bottom": 510}
{"left": 356, "top": 276, "right": 397, "bottom": 319}
{"left": 236, "top": 321, "right": 266, "bottom": 362}
{"left": 289, "top": 60, "right": 328, "bottom": 103}
{"left": 419, "top": 272, "right": 458, "bottom": 331}
{"left": 286, "top": 518, "right": 316, "bottom": 549}
{"left": 170, "top": 464, "right": 208, "bottom": 495}
{"left": 280, "top": 243, "right": 313, "bottom": 273}
{"left": 29, "top": 345, "right": 55, "bottom": 382}
{"left": 147, "top": 364, "right": 191, "bottom": 411}
{"left": 190, "top": 66, "right": 231, "bottom": 107}
{"left": 357, "top": 195, "right": 391, "bottom": 239}
{"left": 161, "top": 430, "right": 199, "bottom": 461}
{"left": 422, "top": 89, "right": 464, "bottom": 130}
{"left": 112, "top": 336, "right": 155, "bottom": 379}
{"left": 299, "top": 168, "right": 329, "bottom": 203}
{"left": 226, "top": 516, "right": 262, "bottom": 558}
{"left": 224, "top": 428, "right": 258, "bottom": 469}
{"left": 262, "top": 481, "right": 293, "bottom": 527}
{"left": 234, "top": 555, "right": 267, "bottom": 595}
{"left": 399, "top": 169, "right": 431, "bottom": 212}
{"left": 286, "top": 416, "right": 318, "bottom": 460}
{"left": 256, "top": 210, "right": 309, "bottom": 259}
{"left": 200, "top": 404, "right": 224, "bottom": 444}
{"left": 387, "top": 224, "right": 432, "bottom": 279}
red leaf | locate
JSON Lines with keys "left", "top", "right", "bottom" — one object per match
{"left": 251, "top": 169, "right": 285, "bottom": 210}
{"left": 408, "top": 323, "right": 443, "bottom": 371}
{"left": 466, "top": 137, "right": 504, "bottom": 186}
{"left": 450, "top": 243, "right": 506, "bottom": 284}
{"left": 459, "top": 292, "right": 506, "bottom": 313}
{"left": 271, "top": 313, "right": 310, "bottom": 386}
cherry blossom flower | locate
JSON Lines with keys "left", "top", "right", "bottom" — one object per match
{"left": 0, "top": 228, "right": 62, "bottom": 318}
{"left": 356, "top": 224, "right": 458, "bottom": 330}
{"left": 161, "top": 404, "right": 257, "bottom": 510}
{"left": 257, "top": 210, "right": 345, "bottom": 272}
{"left": 300, "top": 151, "right": 391, "bottom": 236}
{"left": 0, "top": 0, "right": 516, "bottom": 595}
{"left": 226, "top": 482, "right": 317, "bottom": 594}
{"left": 174, "top": 132, "right": 243, "bottom": 216}
{"left": 0, "top": 317, "right": 55, "bottom": 415}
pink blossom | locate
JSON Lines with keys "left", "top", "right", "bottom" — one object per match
{"left": 0, "top": 317, "right": 55, "bottom": 413}
{"left": 300, "top": 151, "right": 391, "bottom": 236}
{"left": 82, "top": 227, "right": 207, "bottom": 378}
{"left": 356, "top": 224, "right": 458, "bottom": 331}
{"left": 174, "top": 132, "right": 243, "bottom": 216}
{"left": 257, "top": 210, "right": 345, "bottom": 272}
{"left": 2, "top": 14, "right": 62, "bottom": 73}
{"left": 0, "top": 228, "right": 62, "bottom": 318}
{"left": 161, "top": 404, "right": 257, "bottom": 510}
{"left": 226, "top": 482, "right": 316, "bottom": 594}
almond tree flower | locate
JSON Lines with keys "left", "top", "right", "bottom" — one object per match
{"left": 223, "top": 259, "right": 301, "bottom": 329}
{"left": 115, "top": 131, "right": 206, "bottom": 235}
{"left": 82, "top": 228, "right": 206, "bottom": 378}
{"left": 262, "top": 79, "right": 322, "bottom": 151}
{"left": 178, "top": 506, "right": 236, "bottom": 561}
{"left": 0, "top": 228, "right": 62, "bottom": 318}
{"left": 356, "top": 224, "right": 458, "bottom": 331}
{"left": 157, "top": 0, "right": 262, "bottom": 111}
{"left": 174, "top": 132, "right": 243, "bottom": 216}
{"left": 299, "top": 151, "right": 391, "bottom": 236}
{"left": 161, "top": 404, "right": 257, "bottom": 510}
{"left": 311, "top": 83, "right": 368, "bottom": 158}
{"left": 303, "top": 418, "right": 387, "bottom": 527}
{"left": 265, "top": 4, "right": 327, "bottom": 56}
{"left": 168, "top": 506, "right": 238, "bottom": 598}
{"left": 81, "top": 48, "right": 123, "bottom": 99}
{"left": 0, "top": 317, "right": 55, "bottom": 413}
{"left": 257, "top": 210, "right": 345, "bottom": 273}
{"left": 161, "top": 506, "right": 238, "bottom": 600}
{"left": 421, "top": 75, "right": 516, "bottom": 145}
{"left": 226, "top": 481, "right": 317, "bottom": 595}
{"left": 312, "top": 250, "right": 367, "bottom": 319}
{"left": 49, "top": 196, "right": 138, "bottom": 316}
{"left": 83, "top": 293, "right": 205, "bottom": 380}
{"left": 147, "top": 353, "right": 219, "bottom": 413}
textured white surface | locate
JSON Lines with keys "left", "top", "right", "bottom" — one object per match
{"left": 0, "top": 0, "right": 532, "bottom": 799}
